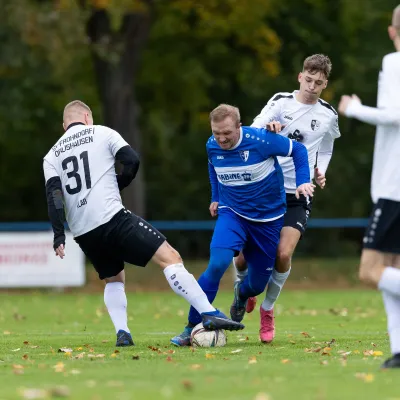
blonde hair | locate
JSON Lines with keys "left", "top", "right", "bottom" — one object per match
{"left": 63, "top": 100, "right": 92, "bottom": 124}
{"left": 209, "top": 104, "right": 241, "bottom": 126}
{"left": 392, "top": 5, "right": 400, "bottom": 30}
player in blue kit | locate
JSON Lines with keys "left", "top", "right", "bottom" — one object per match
{"left": 171, "top": 104, "right": 315, "bottom": 346}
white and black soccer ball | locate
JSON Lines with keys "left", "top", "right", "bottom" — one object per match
{"left": 190, "top": 323, "right": 227, "bottom": 347}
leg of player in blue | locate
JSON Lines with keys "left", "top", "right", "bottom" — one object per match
{"left": 171, "top": 209, "right": 247, "bottom": 346}
{"left": 230, "top": 217, "right": 284, "bottom": 323}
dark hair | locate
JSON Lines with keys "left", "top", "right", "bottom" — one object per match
{"left": 303, "top": 54, "right": 332, "bottom": 79}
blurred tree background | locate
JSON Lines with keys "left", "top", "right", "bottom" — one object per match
{"left": 0, "top": 0, "right": 398, "bottom": 257}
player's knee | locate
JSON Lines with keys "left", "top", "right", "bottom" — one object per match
{"left": 234, "top": 252, "right": 247, "bottom": 271}
{"left": 276, "top": 247, "right": 293, "bottom": 270}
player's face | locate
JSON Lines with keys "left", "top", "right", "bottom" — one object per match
{"left": 211, "top": 117, "right": 241, "bottom": 150}
{"left": 298, "top": 71, "right": 328, "bottom": 102}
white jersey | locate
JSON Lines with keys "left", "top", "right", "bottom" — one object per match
{"left": 43, "top": 124, "right": 129, "bottom": 237}
{"left": 346, "top": 52, "right": 400, "bottom": 203}
{"left": 252, "top": 90, "right": 341, "bottom": 193}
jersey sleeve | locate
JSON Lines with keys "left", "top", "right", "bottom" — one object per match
{"left": 251, "top": 96, "right": 282, "bottom": 128}
{"left": 107, "top": 127, "right": 130, "bottom": 157}
{"left": 258, "top": 130, "right": 292, "bottom": 158}
{"left": 329, "top": 115, "right": 341, "bottom": 139}
{"left": 43, "top": 158, "right": 59, "bottom": 183}
{"left": 345, "top": 54, "right": 400, "bottom": 126}
{"left": 316, "top": 133, "right": 334, "bottom": 174}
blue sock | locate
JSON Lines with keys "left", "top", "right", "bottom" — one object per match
{"left": 187, "top": 248, "right": 234, "bottom": 325}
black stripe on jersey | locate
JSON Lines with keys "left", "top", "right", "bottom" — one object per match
{"left": 318, "top": 99, "right": 338, "bottom": 115}
{"left": 272, "top": 94, "right": 294, "bottom": 101}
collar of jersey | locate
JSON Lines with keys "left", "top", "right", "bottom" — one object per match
{"left": 229, "top": 127, "right": 243, "bottom": 150}
{"left": 293, "top": 90, "right": 317, "bottom": 107}
{"left": 66, "top": 122, "right": 86, "bottom": 131}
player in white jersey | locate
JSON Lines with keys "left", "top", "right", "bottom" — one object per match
{"left": 43, "top": 101, "right": 244, "bottom": 346}
{"left": 338, "top": 5, "right": 400, "bottom": 369}
{"left": 233, "top": 54, "right": 341, "bottom": 343}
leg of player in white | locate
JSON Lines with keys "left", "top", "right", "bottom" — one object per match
{"left": 234, "top": 226, "right": 297, "bottom": 343}
{"left": 106, "top": 240, "right": 244, "bottom": 346}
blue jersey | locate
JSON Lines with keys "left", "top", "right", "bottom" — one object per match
{"left": 207, "top": 126, "right": 309, "bottom": 221}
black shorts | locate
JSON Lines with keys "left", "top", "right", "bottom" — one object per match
{"left": 75, "top": 209, "right": 166, "bottom": 279}
{"left": 363, "top": 198, "right": 400, "bottom": 254}
{"left": 283, "top": 193, "right": 312, "bottom": 235}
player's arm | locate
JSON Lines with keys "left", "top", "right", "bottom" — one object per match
{"left": 315, "top": 116, "right": 340, "bottom": 188}
{"left": 251, "top": 96, "right": 282, "bottom": 128}
{"left": 207, "top": 155, "right": 219, "bottom": 217}
{"left": 43, "top": 160, "right": 66, "bottom": 257}
{"left": 260, "top": 131, "right": 314, "bottom": 198}
{"left": 341, "top": 96, "right": 400, "bottom": 126}
{"left": 107, "top": 128, "right": 140, "bottom": 191}
{"left": 115, "top": 146, "right": 140, "bottom": 191}
{"left": 339, "top": 56, "right": 400, "bottom": 126}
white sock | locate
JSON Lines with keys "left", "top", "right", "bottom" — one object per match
{"left": 378, "top": 267, "right": 400, "bottom": 298}
{"left": 261, "top": 268, "right": 291, "bottom": 311}
{"left": 163, "top": 263, "right": 216, "bottom": 314}
{"left": 233, "top": 257, "right": 248, "bottom": 283}
{"left": 381, "top": 290, "right": 400, "bottom": 355}
{"left": 104, "top": 282, "right": 130, "bottom": 333}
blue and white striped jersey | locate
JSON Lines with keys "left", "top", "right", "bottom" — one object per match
{"left": 207, "top": 126, "right": 310, "bottom": 222}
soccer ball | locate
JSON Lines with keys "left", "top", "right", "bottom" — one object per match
{"left": 190, "top": 323, "right": 227, "bottom": 347}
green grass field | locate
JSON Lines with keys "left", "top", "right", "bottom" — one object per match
{"left": 0, "top": 289, "right": 398, "bottom": 400}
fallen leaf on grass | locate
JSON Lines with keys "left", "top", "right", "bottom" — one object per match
{"left": 305, "top": 347, "right": 322, "bottom": 353}
{"left": 289, "top": 340, "right": 296, "bottom": 344}
{"left": 53, "top": 362, "right": 65, "bottom": 373}
{"left": 74, "top": 352, "right": 85, "bottom": 359}
{"left": 19, "top": 388, "right": 47, "bottom": 399}
{"left": 101, "top": 340, "right": 109, "bottom": 343}
{"left": 205, "top": 353, "right": 215, "bottom": 359}
{"left": 190, "top": 364, "right": 202, "bottom": 370}
{"left": 230, "top": 349, "right": 242, "bottom": 354}
{"left": 75, "top": 347, "right": 83, "bottom": 351}
{"left": 70, "top": 369, "right": 81, "bottom": 375}
{"left": 167, "top": 349, "right": 175, "bottom": 354}
{"left": 363, "top": 350, "right": 374, "bottom": 356}
{"left": 248, "top": 356, "right": 257, "bottom": 364}
{"left": 12, "top": 348, "right": 21, "bottom": 352}
{"left": 22, "top": 354, "right": 29, "bottom": 360}
{"left": 110, "top": 353, "right": 117, "bottom": 358}
{"left": 373, "top": 351, "right": 383, "bottom": 357}
{"left": 320, "top": 360, "right": 328, "bottom": 366}
{"left": 355, "top": 372, "right": 374, "bottom": 382}
{"left": 114, "top": 350, "right": 120, "bottom": 354}
{"left": 281, "top": 359, "right": 291, "bottom": 364}
{"left": 301, "top": 332, "right": 311, "bottom": 338}
{"left": 322, "top": 347, "right": 332, "bottom": 356}
{"left": 182, "top": 380, "right": 193, "bottom": 391}
{"left": 166, "top": 356, "right": 173, "bottom": 362}
{"left": 49, "top": 386, "right": 70, "bottom": 397}
{"left": 132, "top": 355, "right": 140, "bottom": 360}
{"left": 30, "top": 346, "right": 38, "bottom": 349}
{"left": 353, "top": 350, "right": 360, "bottom": 354}
{"left": 23, "top": 341, "right": 29, "bottom": 345}
{"left": 3, "top": 331, "right": 11, "bottom": 335}
{"left": 13, "top": 364, "right": 24, "bottom": 375}
{"left": 254, "top": 393, "right": 271, "bottom": 400}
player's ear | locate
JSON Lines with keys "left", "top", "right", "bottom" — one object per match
{"left": 323, "top": 80, "right": 328, "bottom": 89}
{"left": 388, "top": 25, "right": 397, "bottom": 40}
{"left": 298, "top": 72, "right": 302, "bottom": 83}
{"left": 62, "top": 123, "right": 66, "bottom": 131}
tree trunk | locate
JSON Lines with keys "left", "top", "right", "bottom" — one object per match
{"left": 85, "top": 6, "right": 153, "bottom": 217}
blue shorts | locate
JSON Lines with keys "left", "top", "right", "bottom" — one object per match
{"left": 211, "top": 208, "right": 283, "bottom": 270}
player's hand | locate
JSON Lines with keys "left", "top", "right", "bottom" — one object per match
{"left": 338, "top": 94, "right": 361, "bottom": 115}
{"left": 209, "top": 202, "right": 219, "bottom": 217}
{"left": 55, "top": 244, "right": 65, "bottom": 259}
{"left": 314, "top": 167, "right": 326, "bottom": 189}
{"left": 295, "top": 183, "right": 315, "bottom": 199}
{"left": 266, "top": 121, "right": 285, "bottom": 133}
